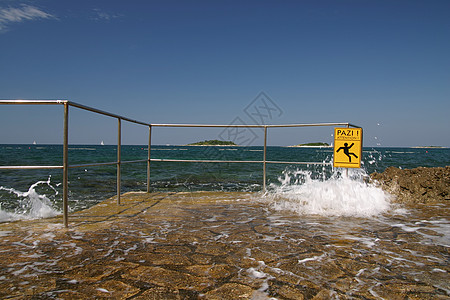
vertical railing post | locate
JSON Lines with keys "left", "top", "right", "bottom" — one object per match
{"left": 117, "top": 118, "right": 121, "bottom": 204}
{"left": 345, "top": 123, "right": 349, "bottom": 177}
{"left": 62, "top": 102, "right": 69, "bottom": 228}
{"left": 147, "top": 125, "right": 152, "bottom": 193}
{"left": 263, "top": 126, "right": 267, "bottom": 193}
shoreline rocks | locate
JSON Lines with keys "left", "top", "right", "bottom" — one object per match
{"left": 370, "top": 166, "right": 450, "bottom": 204}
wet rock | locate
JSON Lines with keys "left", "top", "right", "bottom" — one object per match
{"left": 312, "top": 289, "right": 338, "bottom": 299}
{"left": 88, "top": 280, "right": 140, "bottom": 298}
{"left": 190, "top": 253, "right": 215, "bottom": 265}
{"left": 44, "top": 290, "right": 91, "bottom": 299}
{"left": 371, "top": 166, "right": 450, "bottom": 204}
{"left": 335, "top": 258, "right": 371, "bottom": 276}
{"left": 195, "top": 242, "right": 233, "bottom": 256}
{"left": 128, "top": 253, "right": 191, "bottom": 266}
{"left": 133, "top": 286, "right": 183, "bottom": 299}
{"left": 202, "top": 282, "right": 254, "bottom": 299}
{"left": 65, "top": 262, "right": 134, "bottom": 283}
{"left": 185, "top": 264, "right": 236, "bottom": 279}
{"left": 275, "top": 284, "right": 305, "bottom": 299}
{"left": 123, "top": 265, "right": 213, "bottom": 291}
{"left": 332, "top": 277, "right": 361, "bottom": 294}
{"left": 245, "top": 247, "right": 280, "bottom": 264}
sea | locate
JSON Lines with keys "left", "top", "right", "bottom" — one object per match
{"left": 1, "top": 144, "right": 449, "bottom": 298}
{"left": 0, "top": 144, "right": 448, "bottom": 222}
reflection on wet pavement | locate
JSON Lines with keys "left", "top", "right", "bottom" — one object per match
{"left": 0, "top": 192, "right": 448, "bottom": 299}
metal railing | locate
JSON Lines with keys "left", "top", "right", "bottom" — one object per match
{"left": 0, "top": 100, "right": 360, "bottom": 227}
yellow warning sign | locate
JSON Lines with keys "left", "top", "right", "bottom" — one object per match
{"left": 333, "top": 127, "right": 363, "bottom": 168}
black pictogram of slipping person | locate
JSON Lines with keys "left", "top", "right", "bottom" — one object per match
{"left": 336, "top": 143, "right": 358, "bottom": 162}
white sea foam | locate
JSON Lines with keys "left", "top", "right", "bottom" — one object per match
{"left": 0, "top": 176, "right": 60, "bottom": 222}
{"left": 265, "top": 168, "right": 391, "bottom": 217}
{"left": 247, "top": 267, "right": 267, "bottom": 279}
{"left": 298, "top": 254, "right": 326, "bottom": 264}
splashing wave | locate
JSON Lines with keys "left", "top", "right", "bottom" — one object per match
{"left": 265, "top": 168, "right": 391, "bottom": 217}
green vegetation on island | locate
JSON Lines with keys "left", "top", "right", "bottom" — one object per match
{"left": 412, "top": 146, "right": 446, "bottom": 149}
{"left": 290, "top": 142, "right": 330, "bottom": 147}
{"left": 188, "top": 140, "right": 237, "bottom": 146}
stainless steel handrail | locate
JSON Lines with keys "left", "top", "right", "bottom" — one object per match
{"left": 0, "top": 100, "right": 68, "bottom": 105}
{"left": 151, "top": 159, "right": 264, "bottom": 163}
{"left": 1, "top": 99, "right": 152, "bottom": 227}
{"left": 1, "top": 99, "right": 360, "bottom": 228}
{"left": 68, "top": 162, "right": 119, "bottom": 168}
{"left": 266, "top": 161, "right": 330, "bottom": 165}
{"left": 150, "top": 159, "right": 330, "bottom": 165}
{"left": 150, "top": 122, "right": 358, "bottom": 128}
{"left": 0, "top": 100, "right": 150, "bottom": 126}
{"left": 0, "top": 165, "right": 64, "bottom": 169}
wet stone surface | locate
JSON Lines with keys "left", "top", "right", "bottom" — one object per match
{"left": 0, "top": 191, "right": 448, "bottom": 299}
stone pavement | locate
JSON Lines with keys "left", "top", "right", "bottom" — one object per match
{"left": 0, "top": 191, "right": 448, "bottom": 299}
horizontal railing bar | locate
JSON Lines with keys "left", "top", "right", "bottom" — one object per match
{"left": 151, "top": 124, "right": 265, "bottom": 128}
{"left": 0, "top": 99, "right": 67, "bottom": 105}
{"left": 0, "top": 161, "right": 153, "bottom": 171}
{"left": 67, "top": 101, "right": 150, "bottom": 127}
{"left": 0, "top": 165, "right": 63, "bottom": 170}
{"left": 0, "top": 100, "right": 151, "bottom": 127}
{"left": 150, "top": 159, "right": 329, "bottom": 165}
{"left": 151, "top": 159, "right": 263, "bottom": 163}
{"left": 150, "top": 122, "right": 359, "bottom": 128}
{"left": 266, "top": 161, "right": 332, "bottom": 165}
{"left": 68, "top": 161, "right": 118, "bottom": 168}
{"left": 121, "top": 159, "right": 149, "bottom": 165}
{"left": 264, "top": 123, "right": 355, "bottom": 128}
{"left": 69, "top": 159, "right": 148, "bottom": 169}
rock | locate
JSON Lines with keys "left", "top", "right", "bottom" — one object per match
{"left": 202, "top": 283, "right": 254, "bottom": 299}
{"left": 370, "top": 166, "right": 450, "bottom": 204}
{"left": 123, "top": 266, "right": 213, "bottom": 291}
{"left": 89, "top": 280, "right": 140, "bottom": 298}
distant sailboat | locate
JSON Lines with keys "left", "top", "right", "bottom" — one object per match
{"left": 33, "top": 141, "right": 37, "bottom": 145}
{"left": 100, "top": 141, "right": 105, "bottom": 146}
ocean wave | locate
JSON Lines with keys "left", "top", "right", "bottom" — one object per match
{"left": 264, "top": 168, "right": 391, "bottom": 217}
{"left": 0, "top": 176, "right": 60, "bottom": 222}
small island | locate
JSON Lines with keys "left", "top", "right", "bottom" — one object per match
{"left": 411, "top": 146, "right": 446, "bottom": 149}
{"left": 289, "top": 142, "right": 331, "bottom": 148}
{"left": 187, "top": 139, "right": 237, "bottom": 146}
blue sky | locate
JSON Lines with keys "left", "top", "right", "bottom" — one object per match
{"left": 1, "top": 0, "right": 449, "bottom": 147}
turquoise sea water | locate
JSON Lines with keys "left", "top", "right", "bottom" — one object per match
{"left": 0, "top": 144, "right": 449, "bottom": 220}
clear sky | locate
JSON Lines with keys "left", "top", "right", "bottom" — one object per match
{"left": 1, "top": 0, "right": 449, "bottom": 147}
